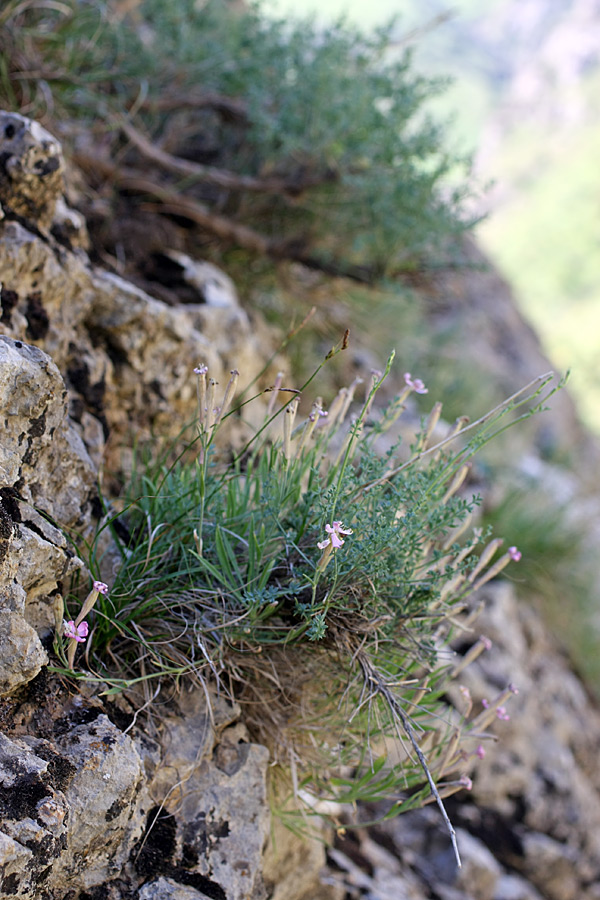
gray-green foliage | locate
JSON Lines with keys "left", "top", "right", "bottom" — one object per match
{"left": 57, "top": 350, "right": 560, "bottom": 841}
{"left": 1, "top": 0, "right": 471, "bottom": 277}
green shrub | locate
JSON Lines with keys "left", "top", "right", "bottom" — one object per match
{"left": 1, "top": 0, "right": 472, "bottom": 279}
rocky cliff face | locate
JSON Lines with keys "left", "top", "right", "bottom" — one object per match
{"left": 1, "top": 111, "right": 600, "bottom": 900}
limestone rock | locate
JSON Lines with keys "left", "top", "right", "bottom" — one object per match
{"left": 162, "top": 251, "right": 240, "bottom": 307}
{"left": 49, "top": 714, "right": 148, "bottom": 893}
{"left": 176, "top": 740, "right": 270, "bottom": 900}
{"left": 494, "top": 873, "right": 545, "bottom": 900}
{"left": 150, "top": 687, "right": 240, "bottom": 807}
{"left": 0, "top": 716, "right": 148, "bottom": 899}
{"left": 0, "top": 216, "right": 272, "bottom": 451}
{"left": 0, "top": 335, "right": 66, "bottom": 486}
{"left": 0, "top": 731, "right": 70, "bottom": 898}
{"left": 519, "top": 832, "right": 579, "bottom": 900}
{"left": 146, "top": 688, "right": 269, "bottom": 900}
{"left": 340, "top": 579, "right": 600, "bottom": 900}
{"left": 0, "top": 606, "right": 47, "bottom": 697}
{"left": 52, "top": 195, "right": 90, "bottom": 251}
{"left": 263, "top": 816, "right": 338, "bottom": 900}
{"left": 138, "top": 877, "right": 215, "bottom": 900}
{"left": 0, "top": 335, "right": 97, "bottom": 532}
{"left": 445, "top": 829, "right": 502, "bottom": 900}
{"left": 0, "top": 112, "right": 64, "bottom": 230}
{"left": 0, "top": 335, "right": 94, "bottom": 694}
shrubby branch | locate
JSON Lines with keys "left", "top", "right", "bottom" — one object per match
{"left": 1, "top": 0, "right": 473, "bottom": 281}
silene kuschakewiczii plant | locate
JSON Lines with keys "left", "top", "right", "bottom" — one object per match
{"left": 56, "top": 339, "right": 563, "bottom": 864}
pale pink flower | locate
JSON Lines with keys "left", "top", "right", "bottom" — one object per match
{"left": 64, "top": 620, "right": 89, "bottom": 643}
{"left": 459, "top": 774, "right": 473, "bottom": 791}
{"left": 404, "top": 372, "right": 428, "bottom": 394}
{"left": 480, "top": 635, "right": 492, "bottom": 651}
{"left": 194, "top": 364, "right": 208, "bottom": 375}
{"left": 317, "top": 521, "right": 353, "bottom": 551}
{"left": 508, "top": 546, "right": 522, "bottom": 562}
{"left": 93, "top": 581, "right": 109, "bottom": 595}
{"left": 509, "top": 683, "right": 519, "bottom": 695}
{"left": 476, "top": 744, "right": 486, "bottom": 759}
{"left": 481, "top": 698, "right": 490, "bottom": 709}
{"left": 496, "top": 706, "right": 510, "bottom": 721}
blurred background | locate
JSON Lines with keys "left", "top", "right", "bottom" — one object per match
{"left": 269, "top": 0, "right": 600, "bottom": 433}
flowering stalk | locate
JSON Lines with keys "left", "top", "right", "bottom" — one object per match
{"left": 65, "top": 580, "right": 108, "bottom": 668}
{"left": 404, "top": 372, "right": 428, "bottom": 395}
{"left": 316, "top": 521, "right": 353, "bottom": 572}
{"left": 204, "top": 378, "right": 218, "bottom": 432}
{"left": 193, "top": 365, "right": 242, "bottom": 555}
{"left": 214, "top": 369, "right": 240, "bottom": 427}
{"left": 266, "top": 370, "right": 284, "bottom": 417}
{"left": 326, "top": 388, "right": 348, "bottom": 431}
{"left": 470, "top": 545, "right": 521, "bottom": 592}
{"left": 297, "top": 397, "right": 325, "bottom": 454}
{"left": 339, "top": 376, "right": 363, "bottom": 424}
{"left": 194, "top": 363, "right": 208, "bottom": 429}
{"left": 330, "top": 349, "right": 394, "bottom": 521}
{"left": 470, "top": 683, "right": 519, "bottom": 733}
{"left": 283, "top": 396, "right": 299, "bottom": 463}
{"left": 467, "top": 538, "right": 504, "bottom": 584}
{"left": 450, "top": 635, "right": 492, "bottom": 678}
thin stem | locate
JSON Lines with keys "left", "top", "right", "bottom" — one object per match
{"left": 357, "top": 651, "right": 462, "bottom": 868}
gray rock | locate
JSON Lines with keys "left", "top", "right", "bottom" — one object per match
{"left": 177, "top": 741, "right": 270, "bottom": 900}
{"left": 0, "top": 335, "right": 96, "bottom": 693}
{"left": 452, "top": 829, "right": 502, "bottom": 900}
{"left": 0, "top": 112, "right": 64, "bottom": 230}
{"left": 0, "top": 830, "right": 33, "bottom": 896}
{"left": 427, "top": 828, "right": 501, "bottom": 900}
{"left": 0, "top": 336, "right": 66, "bottom": 485}
{"left": 0, "top": 717, "right": 148, "bottom": 899}
{"left": 162, "top": 251, "right": 240, "bottom": 307}
{"left": 0, "top": 335, "right": 97, "bottom": 533}
{"left": 150, "top": 687, "right": 240, "bottom": 806}
{"left": 519, "top": 832, "right": 579, "bottom": 900}
{"left": 263, "top": 816, "right": 336, "bottom": 900}
{"left": 138, "top": 876, "right": 214, "bottom": 900}
{"left": 0, "top": 607, "right": 47, "bottom": 696}
{"left": 50, "top": 714, "right": 148, "bottom": 892}
{"left": 494, "top": 873, "right": 545, "bottom": 900}
{"left": 149, "top": 689, "right": 269, "bottom": 900}
{"left": 0, "top": 732, "right": 69, "bottom": 898}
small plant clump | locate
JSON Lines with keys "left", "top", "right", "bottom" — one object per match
{"left": 55, "top": 339, "right": 562, "bottom": 862}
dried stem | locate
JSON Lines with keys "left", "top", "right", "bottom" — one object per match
{"left": 356, "top": 651, "right": 462, "bottom": 868}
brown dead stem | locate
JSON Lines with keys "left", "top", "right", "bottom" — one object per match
{"left": 355, "top": 650, "right": 462, "bottom": 868}
{"left": 73, "top": 148, "right": 378, "bottom": 283}
{"left": 119, "top": 116, "right": 334, "bottom": 197}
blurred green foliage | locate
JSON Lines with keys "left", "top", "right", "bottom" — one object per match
{"left": 1, "top": 0, "right": 473, "bottom": 278}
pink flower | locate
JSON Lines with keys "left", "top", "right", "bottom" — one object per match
{"left": 194, "top": 364, "right": 208, "bottom": 375}
{"left": 404, "top": 372, "right": 428, "bottom": 394}
{"left": 508, "top": 546, "right": 522, "bottom": 562}
{"left": 64, "top": 620, "right": 89, "bottom": 643}
{"left": 479, "top": 635, "right": 492, "bottom": 651}
{"left": 317, "top": 521, "right": 353, "bottom": 551}
{"left": 509, "top": 682, "right": 519, "bottom": 695}
{"left": 476, "top": 744, "right": 486, "bottom": 759}
{"left": 93, "top": 581, "right": 109, "bottom": 595}
{"left": 459, "top": 774, "right": 473, "bottom": 791}
{"left": 481, "top": 698, "right": 490, "bottom": 709}
{"left": 496, "top": 706, "right": 510, "bottom": 721}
